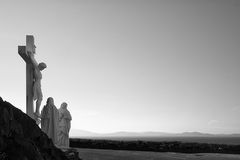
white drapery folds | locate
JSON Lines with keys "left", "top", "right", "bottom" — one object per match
{"left": 58, "top": 102, "right": 72, "bottom": 147}
{"left": 41, "top": 97, "right": 59, "bottom": 145}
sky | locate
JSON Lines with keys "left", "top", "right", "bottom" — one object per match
{"left": 0, "top": 0, "right": 240, "bottom": 134}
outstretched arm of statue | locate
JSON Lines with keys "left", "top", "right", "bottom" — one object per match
{"left": 27, "top": 51, "right": 38, "bottom": 69}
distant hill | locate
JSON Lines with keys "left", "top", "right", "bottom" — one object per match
{"left": 70, "top": 129, "right": 240, "bottom": 138}
{"left": 70, "top": 129, "right": 102, "bottom": 137}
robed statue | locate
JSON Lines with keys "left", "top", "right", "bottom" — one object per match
{"left": 41, "top": 97, "right": 59, "bottom": 145}
{"left": 58, "top": 102, "right": 72, "bottom": 148}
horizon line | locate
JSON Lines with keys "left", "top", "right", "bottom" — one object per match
{"left": 70, "top": 129, "right": 240, "bottom": 135}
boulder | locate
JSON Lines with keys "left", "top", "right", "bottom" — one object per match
{"left": 0, "top": 97, "right": 81, "bottom": 160}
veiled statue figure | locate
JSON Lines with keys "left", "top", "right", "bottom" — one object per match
{"left": 58, "top": 102, "right": 72, "bottom": 148}
{"left": 41, "top": 97, "right": 59, "bottom": 145}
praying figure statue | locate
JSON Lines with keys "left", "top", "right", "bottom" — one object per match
{"left": 58, "top": 102, "right": 72, "bottom": 148}
{"left": 27, "top": 46, "right": 47, "bottom": 119}
{"left": 41, "top": 97, "right": 59, "bottom": 145}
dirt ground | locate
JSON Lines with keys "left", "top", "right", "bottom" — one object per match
{"left": 77, "top": 148, "right": 240, "bottom": 160}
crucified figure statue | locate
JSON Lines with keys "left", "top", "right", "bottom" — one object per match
{"left": 27, "top": 46, "right": 47, "bottom": 119}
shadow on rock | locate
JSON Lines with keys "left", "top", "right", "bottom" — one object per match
{"left": 0, "top": 97, "right": 81, "bottom": 160}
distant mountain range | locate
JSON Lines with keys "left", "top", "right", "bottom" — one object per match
{"left": 70, "top": 129, "right": 240, "bottom": 138}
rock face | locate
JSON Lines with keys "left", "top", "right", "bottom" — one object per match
{"left": 0, "top": 97, "right": 71, "bottom": 160}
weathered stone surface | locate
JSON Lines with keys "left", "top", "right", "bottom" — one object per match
{"left": 0, "top": 97, "right": 78, "bottom": 160}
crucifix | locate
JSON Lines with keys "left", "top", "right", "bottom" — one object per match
{"left": 18, "top": 35, "right": 47, "bottom": 121}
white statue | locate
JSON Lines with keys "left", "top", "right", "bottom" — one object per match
{"left": 58, "top": 102, "right": 72, "bottom": 148}
{"left": 28, "top": 47, "right": 47, "bottom": 119}
{"left": 41, "top": 97, "right": 59, "bottom": 145}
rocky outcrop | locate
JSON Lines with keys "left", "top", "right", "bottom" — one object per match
{"left": 0, "top": 97, "right": 76, "bottom": 160}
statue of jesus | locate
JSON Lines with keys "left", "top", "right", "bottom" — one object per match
{"left": 27, "top": 45, "right": 47, "bottom": 119}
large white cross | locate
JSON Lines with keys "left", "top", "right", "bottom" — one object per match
{"left": 18, "top": 35, "right": 35, "bottom": 119}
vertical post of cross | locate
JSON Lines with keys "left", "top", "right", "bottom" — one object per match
{"left": 18, "top": 35, "right": 35, "bottom": 119}
{"left": 26, "top": 35, "right": 34, "bottom": 119}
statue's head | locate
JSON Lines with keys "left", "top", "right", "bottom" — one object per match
{"left": 38, "top": 62, "right": 47, "bottom": 71}
{"left": 47, "top": 97, "right": 54, "bottom": 105}
{"left": 61, "top": 102, "right": 68, "bottom": 109}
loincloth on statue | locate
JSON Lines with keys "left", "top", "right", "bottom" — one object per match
{"left": 33, "top": 82, "right": 42, "bottom": 100}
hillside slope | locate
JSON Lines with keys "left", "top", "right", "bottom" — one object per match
{"left": 0, "top": 97, "right": 70, "bottom": 160}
